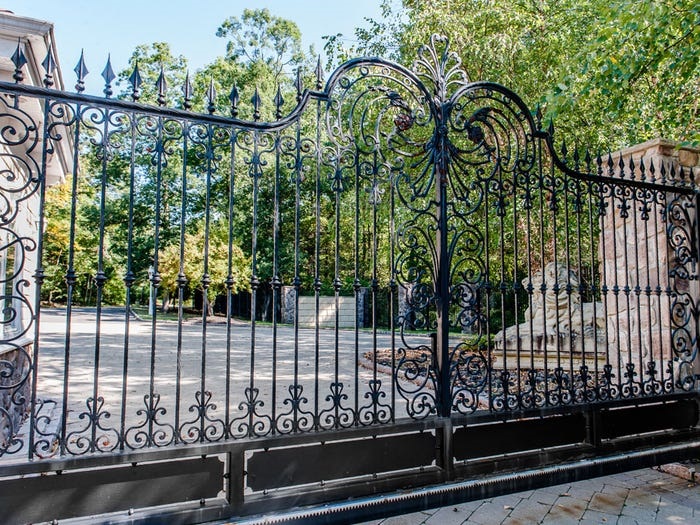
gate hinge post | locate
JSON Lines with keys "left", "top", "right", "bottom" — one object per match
{"left": 584, "top": 407, "right": 602, "bottom": 450}
{"left": 227, "top": 451, "right": 245, "bottom": 512}
{"left": 435, "top": 418, "right": 455, "bottom": 481}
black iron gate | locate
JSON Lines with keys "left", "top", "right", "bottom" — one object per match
{"left": 1, "top": 35, "right": 699, "bottom": 524}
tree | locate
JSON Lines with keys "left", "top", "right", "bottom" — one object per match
{"left": 329, "top": 0, "right": 699, "bottom": 150}
{"left": 551, "top": 0, "right": 699, "bottom": 146}
{"left": 158, "top": 223, "right": 251, "bottom": 315}
{"left": 216, "top": 8, "right": 306, "bottom": 84}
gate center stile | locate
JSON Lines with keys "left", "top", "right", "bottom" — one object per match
{"left": 435, "top": 107, "right": 454, "bottom": 419}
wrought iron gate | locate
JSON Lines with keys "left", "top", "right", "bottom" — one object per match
{"left": 1, "top": 35, "right": 699, "bottom": 524}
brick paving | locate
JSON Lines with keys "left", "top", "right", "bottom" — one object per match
{"left": 358, "top": 468, "right": 699, "bottom": 525}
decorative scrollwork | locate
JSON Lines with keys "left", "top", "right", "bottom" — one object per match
{"left": 229, "top": 387, "right": 272, "bottom": 438}
{"left": 358, "top": 379, "right": 392, "bottom": 425}
{"left": 275, "top": 384, "right": 314, "bottom": 434}
{"left": 64, "top": 396, "right": 119, "bottom": 454}
{"left": 319, "top": 382, "right": 355, "bottom": 429}
{"left": 178, "top": 390, "right": 226, "bottom": 443}
{"left": 394, "top": 344, "right": 436, "bottom": 419}
{"left": 124, "top": 393, "right": 175, "bottom": 449}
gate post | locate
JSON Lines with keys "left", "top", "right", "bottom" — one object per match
{"left": 434, "top": 106, "right": 452, "bottom": 418}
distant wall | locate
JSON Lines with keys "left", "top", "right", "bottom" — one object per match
{"left": 281, "top": 287, "right": 368, "bottom": 328}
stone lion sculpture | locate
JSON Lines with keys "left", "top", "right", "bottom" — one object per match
{"left": 495, "top": 262, "right": 604, "bottom": 353}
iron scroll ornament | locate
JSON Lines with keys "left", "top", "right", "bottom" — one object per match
{"left": 324, "top": 35, "right": 550, "bottom": 417}
{"left": 323, "top": 34, "right": 698, "bottom": 417}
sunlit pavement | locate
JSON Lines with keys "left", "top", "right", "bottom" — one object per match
{"left": 357, "top": 467, "right": 699, "bottom": 525}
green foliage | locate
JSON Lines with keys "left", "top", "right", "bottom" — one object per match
{"left": 558, "top": 0, "right": 700, "bottom": 146}
{"left": 42, "top": 175, "right": 125, "bottom": 306}
{"left": 216, "top": 8, "right": 306, "bottom": 83}
{"left": 330, "top": 0, "right": 699, "bottom": 149}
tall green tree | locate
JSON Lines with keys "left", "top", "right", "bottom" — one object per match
{"left": 327, "top": 0, "right": 699, "bottom": 149}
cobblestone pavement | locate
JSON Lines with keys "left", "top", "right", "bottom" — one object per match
{"left": 358, "top": 468, "right": 699, "bottom": 525}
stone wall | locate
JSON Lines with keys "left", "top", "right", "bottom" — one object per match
{"left": 280, "top": 286, "right": 368, "bottom": 328}
{"left": 0, "top": 344, "right": 32, "bottom": 452}
{"left": 601, "top": 139, "right": 700, "bottom": 378}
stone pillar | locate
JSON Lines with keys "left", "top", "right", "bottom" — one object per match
{"left": 280, "top": 285, "right": 297, "bottom": 324}
{"left": 601, "top": 139, "right": 700, "bottom": 382}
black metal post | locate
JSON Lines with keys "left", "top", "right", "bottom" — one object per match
{"left": 435, "top": 106, "right": 452, "bottom": 418}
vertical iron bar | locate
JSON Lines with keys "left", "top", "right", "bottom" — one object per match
{"left": 586, "top": 181, "right": 599, "bottom": 399}
{"left": 272, "top": 128, "right": 282, "bottom": 432}
{"left": 389, "top": 166, "right": 396, "bottom": 420}
{"left": 484, "top": 177, "right": 493, "bottom": 411}
{"left": 333, "top": 149, "right": 341, "bottom": 427}
{"left": 525, "top": 159, "right": 535, "bottom": 403}
{"left": 621, "top": 169, "right": 634, "bottom": 394}
{"left": 609, "top": 159, "right": 623, "bottom": 396}
{"left": 175, "top": 119, "right": 189, "bottom": 443}
{"left": 643, "top": 177, "right": 654, "bottom": 393}
{"left": 148, "top": 115, "right": 165, "bottom": 445}
{"left": 313, "top": 99, "right": 321, "bottom": 429}
{"left": 199, "top": 122, "right": 214, "bottom": 442}
{"left": 353, "top": 149, "right": 360, "bottom": 422}
{"left": 536, "top": 139, "right": 548, "bottom": 405}
{"left": 90, "top": 106, "right": 110, "bottom": 451}
{"left": 512, "top": 167, "right": 521, "bottom": 408}
{"left": 550, "top": 158, "right": 561, "bottom": 404}
{"left": 248, "top": 130, "right": 260, "bottom": 436}
{"left": 498, "top": 166, "right": 508, "bottom": 395}
{"left": 292, "top": 121, "right": 302, "bottom": 430}
{"left": 61, "top": 101, "right": 82, "bottom": 455}
{"left": 434, "top": 110, "right": 451, "bottom": 418}
{"left": 652, "top": 188, "right": 665, "bottom": 390}
{"left": 225, "top": 129, "right": 237, "bottom": 437}
{"left": 597, "top": 163, "right": 612, "bottom": 399}
{"left": 27, "top": 95, "right": 51, "bottom": 459}
{"left": 632, "top": 183, "right": 644, "bottom": 394}
{"left": 371, "top": 150, "right": 379, "bottom": 420}
{"left": 120, "top": 110, "right": 137, "bottom": 449}
{"left": 562, "top": 162, "right": 574, "bottom": 402}
{"left": 575, "top": 179, "right": 586, "bottom": 400}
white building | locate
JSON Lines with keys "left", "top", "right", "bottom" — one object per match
{"left": 0, "top": 10, "right": 71, "bottom": 446}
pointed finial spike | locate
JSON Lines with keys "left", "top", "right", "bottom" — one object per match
{"left": 535, "top": 104, "right": 543, "bottom": 129}
{"left": 229, "top": 83, "right": 240, "bottom": 117}
{"left": 11, "top": 38, "right": 27, "bottom": 82}
{"left": 41, "top": 46, "right": 56, "bottom": 87}
{"left": 618, "top": 154, "right": 625, "bottom": 178}
{"left": 183, "top": 71, "right": 193, "bottom": 110}
{"left": 156, "top": 65, "right": 167, "bottom": 106}
{"left": 547, "top": 118, "right": 554, "bottom": 136}
{"left": 274, "top": 85, "right": 284, "bottom": 120}
{"left": 42, "top": 48, "right": 57, "bottom": 87}
{"left": 74, "top": 49, "right": 89, "bottom": 92}
{"left": 573, "top": 145, "right": 581, "bottom": 170}
{"left": 207, "top": 78, "right": 217, "bottom": 114}
{"left": 315, "top": 56, "right": 323, "bottom": 90}
{"left": 649, "top": 158, "right": 656, "bottom": 182}
{"left": 101, "top": 54, "right": 115, "bottom": 97}
{"left": 252, "top": 86, "right": 261, "bottom": 121}
{"left": 295, "top": 67, "right": 303, "bottom": 101}
{"left": 128, "top": 61, "right": 143, "bottom": 101}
